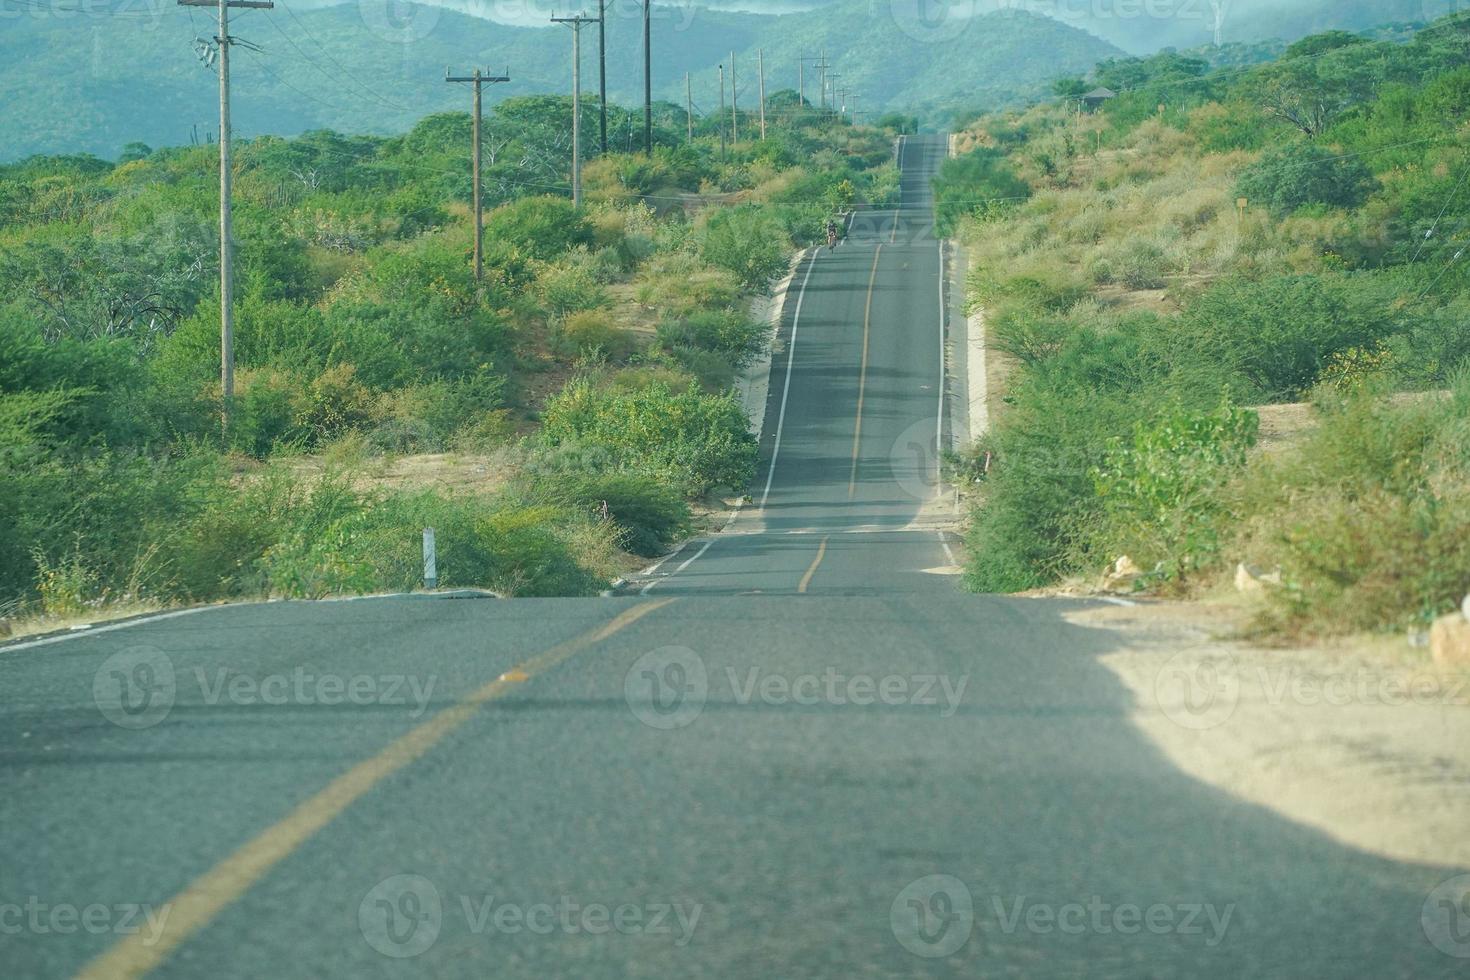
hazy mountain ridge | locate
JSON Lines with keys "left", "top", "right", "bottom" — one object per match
{"left": 0, "top": 2, "right": 1119, "bottom": 159}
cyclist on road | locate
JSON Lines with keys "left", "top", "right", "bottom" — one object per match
{"left": 826, "top": 219, "right": 839, "bottom": 250}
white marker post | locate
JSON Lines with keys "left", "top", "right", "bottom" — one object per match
{"left": 422, "top": 527, "right": 438, "bottom": 590}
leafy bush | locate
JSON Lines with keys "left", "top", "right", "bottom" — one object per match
{"left": 655, "top": 309, "right": 769, "bottom": 370}
{"left": 1235, "top": 143, "right": 1378, "bottom": 216}
{"left": 700, "top": 206, "right": 791, "bottom": 289}
{"left": 558, "top": 310, "right": 636, "bottom": 361}
{"left": 533, "top": 259, "right": 609, "bottom": 321}
{"left": 482, "top": 195, "right": 594, "bottom": 262}
{"left": 634, "top": 251, "right": 743, "bottom": 317}
{"left": 1232, "top": 376, "right": 1470, "bottom": 632}
{"left": 933, "top": 147, "right": 1031, "bottom": 236}
{"left": 523, "top": 470, "right": 689, "bottom": 557}
{"left": 1175, "top": 273, "right": 1403, "bottom": 401}
{"left": 540, "top": 378, "right": 757, "bottom": 496}
{"left": 1088, "top": 403, "right": 1258, "bottom": 582}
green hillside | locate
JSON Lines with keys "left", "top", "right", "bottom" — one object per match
{"left": 944, "top": 17, "right": 1470, "bottom": 633}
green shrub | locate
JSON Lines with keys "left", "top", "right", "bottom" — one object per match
{"left": 700, "top": 206, "right": 790, "bottom": 289}
{"left": 1235, "top": 376, "right": 1470, "bottom": 632}
{"left": 1175, "top": 273, "right": 1403, "bottom": 401}
{"left": 655, "top": 309, "right": 769, "bottom": 370}
{"left": 1087, "top": 402, "right": 1258, "bottom": 582}
{"left": 933, "top": 147, "right": 1031, "bottom": 236}
{"left": 534, "top": 260, "right": 609, "bottom": 320}
{"left": 526, "top": 471, "right": 689, "bottom": 557}
{"left": 482, "top": 195, "right": 594, "bottom": 262}
{"left": 1235, "top": 143, "right": 1378, "bottom": 216}
{"left": 634, "top": 251, "right": 743, "bottom": 317}
{"left": 559, "top": 310, "right": 636, "bottom": 360}
{"left": 540, "top": 378, "right": 757, "bottom": 496}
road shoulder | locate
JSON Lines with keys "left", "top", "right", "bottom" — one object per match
{"left": 1069, "top": 598, "right": 1470, "bottom": 869}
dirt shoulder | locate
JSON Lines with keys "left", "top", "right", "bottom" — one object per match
{"left": 1066, "top": 597, "right": 1470, "bottom": 869}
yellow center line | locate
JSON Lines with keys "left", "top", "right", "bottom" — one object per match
{"left": 797, "top": 536, "right": 830, "bottom": 594}
{"left": 72, "top": 598, "right": 677, "bottom": 980}
{"left": 849, "top": 244, "right": 883, "bottom": 500}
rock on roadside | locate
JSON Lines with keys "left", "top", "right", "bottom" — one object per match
{"left": 1430, "top": 610, "right": 1470, "bottom": 668}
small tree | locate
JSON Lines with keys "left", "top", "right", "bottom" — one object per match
{"left": 483, "top": 195, "right": 594, "bottom": 263}
{"left": 1235, "top": 143, "right": 1377, "bottom": 215}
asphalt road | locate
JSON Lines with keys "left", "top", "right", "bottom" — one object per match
{"left": 2, "top": 135, "right": 1466, "bottom": 979}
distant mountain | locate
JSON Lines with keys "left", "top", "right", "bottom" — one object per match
{"left": 0, "top": 1, "right": 1120, "bottom": 160}
{"left": 1011, "top": 0, "right": 1445, "bottom": 54}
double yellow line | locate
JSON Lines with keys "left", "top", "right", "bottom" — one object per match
{"left": 74, "top": 599, "right": 675, "bottom": 980}
{"left": 848, "top": 245, "right": 883, "bottom": 500}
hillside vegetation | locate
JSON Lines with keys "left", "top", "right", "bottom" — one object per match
{"left": 947, "top": 18, "right": 1470, "bottom": 634}
{"left": 0, "top": 96, "right": 899, "bottom": 619}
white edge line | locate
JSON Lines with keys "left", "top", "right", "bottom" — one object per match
{"left": 639, "top": 537, "right": 718, "bottom": 595}
{"left": 0, "top": 606, "right": 213, "bottom": 653}
{"left": 758, "top": 249, "right": 818, "bottom": 512}
{"left": 1093, "top": 596, "right": 1138, "bottom": 607}
{"left": 938, "top": 531, "right": 957, "bottom": 566}
{"left": 936, "top": 234, "right": 946, "bottom": 500}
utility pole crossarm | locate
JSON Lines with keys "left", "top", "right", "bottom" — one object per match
{"left": 446, "top": 72, "right": 509, "bottom": 83}
{"left": 178, "top": 0, "right": 273, "bottom": 6}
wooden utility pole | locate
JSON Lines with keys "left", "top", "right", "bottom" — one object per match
{"left": 817, "top": 49, "right": 828, "bottom": 110}
{"left": 757, "top": 48, "right": 766, "bottom": 140}
{"left": 446, "top": 67, "right": 510, "bottom": 280}
{"left": 730, "top": 51, "right": 738, "bottom": 144}
{"left": 597, "top": 0, "right": 607, "bottom": 153}
{"left": 826, "top": 72, "right": 842, "bottom": 119}
{"left": 179, "top": 0, "right": 272, "bottom": 431}
{"left": 552, "top": 15, "right": 595, "bottom": 205}
{"left": 642, "top": 0, "right": 652, "bottom": 152}
{"left": 718, "top": 63, "right": 727, "bottom": 158}
{"left": 685, "top": 71, "right": 693, "bottom": 141}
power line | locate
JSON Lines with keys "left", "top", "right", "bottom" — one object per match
{"left": 274, "top": 2, "right": 409, "bottom": 112}
{"left": 258, "top": 8, "right": 403, "bottom": 112}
